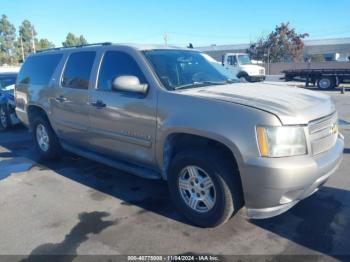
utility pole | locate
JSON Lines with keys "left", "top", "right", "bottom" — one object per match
{"left": 20, "top": 37, "right": 25, "bottom": 62}
{"left": 31, "top": 27, "right": 36, "bottom": 53}
{"left": 163, "top": 32, "right": 168, "bottom": 46}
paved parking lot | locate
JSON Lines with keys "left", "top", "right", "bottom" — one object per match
{"left": 0, "top": 88, "right": 349, "bottom": 260}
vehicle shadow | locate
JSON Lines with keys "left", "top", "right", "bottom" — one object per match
{"left": 21, "top": 211, "right": 117, "bottom": 262}
{"left": 0, "top": 127, "right": 187, "bottom": 225}
{"left": 250, "top": 186, "right": 350, "bottom": 257}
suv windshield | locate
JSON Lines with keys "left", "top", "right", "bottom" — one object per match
{"left": 237, "top": 54, "right": 252, "bottom": 65}
{"left": 144, "top": 50, "right": 237, "bottom": 90}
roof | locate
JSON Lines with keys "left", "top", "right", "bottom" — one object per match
{"left": 305, "top": 37, "right": 350, "bottom": 46}
{"left": 121, "top": 43, "right": 189, "bottom": 51}
{"left": 197, "top": 44, "right": 250, "bottom": 52}
{"left": 36, "top": 42, "right": 190, "bottom": 54}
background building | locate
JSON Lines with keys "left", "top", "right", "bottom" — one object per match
{"left": 197, "top": 37, "right": 350, "bottom": 62}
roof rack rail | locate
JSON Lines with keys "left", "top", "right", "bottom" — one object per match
{"left": 37, "top": 42, "right": 112, "bottom": 53}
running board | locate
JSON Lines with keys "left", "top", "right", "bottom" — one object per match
{"left": 61, "top": 142, "right": 161, "bottom": 180}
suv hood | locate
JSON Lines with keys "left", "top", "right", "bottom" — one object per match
{"left": 179, "top": 82, "right": 335, "bottom": 125}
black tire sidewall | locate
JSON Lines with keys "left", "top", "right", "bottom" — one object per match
{"left": 168, "top": 149, "right": 238, "bottom": 227}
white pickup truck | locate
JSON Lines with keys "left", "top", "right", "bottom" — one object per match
{"left": 222, "top": 53, "right": 265, "bottom": 82}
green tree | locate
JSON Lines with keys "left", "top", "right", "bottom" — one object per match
{"left": 17, "top": 19, "right": 36, "bottom": 59}
{"left": 36, "top": 38, "right": 55, "bottom": 50}
{"left": 62, "top": 32, "right": 88, "bottom": 47}
{"left": 247, "top": 22, "right": 309, "bottom": 63}
{"left": 0, "top": 15, "right": 16, "bottom": 65}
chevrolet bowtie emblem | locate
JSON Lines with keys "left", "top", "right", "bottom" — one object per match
{"left": 331, "top": 123, "right": 338, "bottom": 134}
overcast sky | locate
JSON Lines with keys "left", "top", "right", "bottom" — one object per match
{"left": 1, "top": 0, "right": 350, "bottom": 47}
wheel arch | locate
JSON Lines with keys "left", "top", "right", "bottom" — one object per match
{"left": 159, "top": 131, "right": 243, "bottom": 180}
{"left": 237, "top": 71, "right": 248, "bottom": 79}
{"left": 27, "top": 104, "right": 52, "bottom": 130}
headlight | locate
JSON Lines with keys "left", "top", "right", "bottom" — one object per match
{"left": 256, "top": 126, "right": 307, "bottom": 157}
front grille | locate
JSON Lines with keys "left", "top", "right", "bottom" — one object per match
{"left": 308, "top": 112, "right": 338, "bottom": 155}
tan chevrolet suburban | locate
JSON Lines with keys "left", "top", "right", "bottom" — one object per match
{"left": 15, "top": 43, "right": 344, "bottom": 227}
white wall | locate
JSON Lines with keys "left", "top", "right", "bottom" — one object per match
{"left": 0, "top": 66, "right": 20, "bottom": 73}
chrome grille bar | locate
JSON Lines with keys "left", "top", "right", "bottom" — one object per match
{"left": 308, "top": 112, "right": 337, "bottom": 155}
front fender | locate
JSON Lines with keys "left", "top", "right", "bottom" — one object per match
{"left": 157, "top": 127, "right": 244, "bottom": 180}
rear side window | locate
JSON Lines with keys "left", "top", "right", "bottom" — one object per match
{"left": 98, "top": 51, "right": 146, "bottom": 91}
{"left": 18, "top": 54, "right": 62, "bottom": 85}
{"left": 62, "top": 52, "right": 96, "bottom": 89}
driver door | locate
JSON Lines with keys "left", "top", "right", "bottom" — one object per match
{"left": 88, "top": 49, "right": 157, "bottom": 167}
{"left": 226, "top": 55, "right": 239, "bottom": 76}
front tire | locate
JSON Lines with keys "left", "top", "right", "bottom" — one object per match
{"left": 32, "top": 115, "right": 61, "bottom": 159}
{"left": 168, "top": 148, "right": 243, "bottom": 227}
{"left": 244, "top": 75, "right": 252, "bottom": 82}
{"left": 0, "top": 105, "right": 10, "bottom": 131}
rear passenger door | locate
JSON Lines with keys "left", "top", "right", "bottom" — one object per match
{"left": 51, "top": 51, "right": 96, "bottom": 147}
{"left": 88, "top": 49, "right": 157, "bottom": 167}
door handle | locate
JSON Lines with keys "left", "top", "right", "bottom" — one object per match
{"left": 55, "top": 95, "right": 67, "bottom": 102}
{"left": 91, "top": 100, "right": 106, "bottom": 108}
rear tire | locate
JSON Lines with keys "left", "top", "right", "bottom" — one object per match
{"left": 168, "top": 147, "right": 243, "bottom": 227}
{"left": 32, "top": 115, "right": 61, "bottom": 159}
{"left": 0, "top": 105, "right": 10, "bottom": 131}
{"left": 317, "top": 77, "right": 335, "bottom": 90}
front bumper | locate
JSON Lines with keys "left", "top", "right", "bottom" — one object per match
{"left": 248, "top": 75, "right": 265, "bottom": 82}
{"left": 240, "top": 136, "right": 344, "bottom": 219}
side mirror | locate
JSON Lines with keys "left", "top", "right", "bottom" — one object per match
{"left": 112, "top": 76, "right": 148, "bottom": 94}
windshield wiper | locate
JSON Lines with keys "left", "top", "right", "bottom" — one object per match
{"left": 174, "top": 81, "right": 228, "bottom": 90}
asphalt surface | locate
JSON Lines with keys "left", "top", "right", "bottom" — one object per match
{"left": 0, "top": 87, "right": 349, "bottom": 260}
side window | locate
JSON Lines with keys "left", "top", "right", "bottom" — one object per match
{"left": 62, "top": 51, "right": 96, "bottom": 89}
{"left": 98, "top": 51, "right": 146, "bottom": 91}
{"left": 226, "top": 56, "right": 231, "bottom": 65}
{"left": 17, "top": 54, "right": 62, "bottom": 85}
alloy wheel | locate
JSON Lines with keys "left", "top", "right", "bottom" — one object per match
{"left": 178, "top": 165, "right": 216, "bottom": 213}
{"left": 36, "top": 124, "right": 50, "bottom": 152}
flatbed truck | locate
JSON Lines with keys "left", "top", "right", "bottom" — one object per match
{"left": 283, "top": 69, "right": 350, "bottom": 89}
